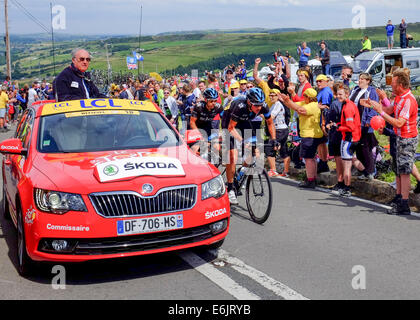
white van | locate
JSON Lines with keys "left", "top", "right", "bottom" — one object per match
{"left": 352, "top": 47, "right": 420, "bottom": 89}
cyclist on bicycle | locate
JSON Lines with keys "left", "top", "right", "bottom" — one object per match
{"left": 221, "top": 87, "right": 278, "bottom": 205}
{"left": 190, "top": 88, "right": 224, "bottom": 155}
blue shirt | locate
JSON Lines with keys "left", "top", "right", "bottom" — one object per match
{"left": 299, "top": 47, "right": 311, "bottom": 63}
{"left": 317, "top": 87, "right": 333, "bottom": 107}
{"left": 386, "top": 24, "right": 395, "bottom": 36}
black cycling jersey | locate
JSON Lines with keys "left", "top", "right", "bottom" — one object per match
{"left": 221, "top": 96, "right": 271, "bottom": 130}
{"left": 191, "top": 101, "right": 224, "bottom": 131}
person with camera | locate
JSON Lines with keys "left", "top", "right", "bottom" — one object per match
{"left": 341, "top": 66, "right": 356, "bottom": 90}
{"left": 297, "top": 42, "right": 311, "bottom": 68}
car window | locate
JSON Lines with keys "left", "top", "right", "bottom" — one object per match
{"left": 406, "top": 60, "right": 420, "bottom": 70}
{"left": 38, "top": 110, "right": 180, "bottom": 153}
{"left": 369, "top": 60, "right": 383, "bottom": 75}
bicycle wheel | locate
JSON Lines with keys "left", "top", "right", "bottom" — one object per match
{"left": 245, "top": 169, "right": 272, "bottom": 224}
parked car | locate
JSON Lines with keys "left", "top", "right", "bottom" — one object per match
{"left": 351, "top": 47, "right": 420, "bottom": 89}
{"left": 1, "top": 98, "right": 230, "bottom": 276}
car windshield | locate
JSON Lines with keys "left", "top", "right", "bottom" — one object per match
{"left": 353, "top": 59, "right": 373, "bottom": 73}
{"left": 38, "top": 110, "right": 180, "bottom": 153}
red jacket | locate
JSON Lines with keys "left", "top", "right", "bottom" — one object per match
{"left": 338, "top": 99, "right": 361, "bottom": 142}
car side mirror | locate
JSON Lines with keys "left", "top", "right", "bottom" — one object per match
{"left": 184, "top": 129, "right": 202, "bottom": 145}
{"left": 0, "top": 138, "right": 27, "bottom": 156}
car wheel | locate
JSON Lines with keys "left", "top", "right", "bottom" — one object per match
{"left": 16, "top": 204, "right": 34, "bottom": 276}
{"left": 2, "top": 184, "right": 10, "bottom": 220}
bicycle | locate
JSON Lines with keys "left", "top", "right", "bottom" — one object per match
{"left": 217, "top": 139, "right": 273, "bottom": 224}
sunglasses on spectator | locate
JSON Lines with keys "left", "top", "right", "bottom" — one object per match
{"left": 77, "top": 57, "right": 91, "bottom": 62}
{"left": 164, "top": 91, "right": 170, "bottom": 94}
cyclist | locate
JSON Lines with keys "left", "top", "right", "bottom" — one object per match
{"left": 221, "top": 87, "right": 278, "bottom": 205}
{"left": 190, "top": 88, "right": 224, "bottom": 154}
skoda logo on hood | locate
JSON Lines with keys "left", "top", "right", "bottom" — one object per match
{"left": 142, "top": 184, "right": 154, "bottom": 194}
{"left": 103, "top": 164, "right": 119, "bottom": 176}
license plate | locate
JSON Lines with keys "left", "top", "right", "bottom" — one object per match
{"left": 117, "top": 214, "right": 183, "bottom": 236}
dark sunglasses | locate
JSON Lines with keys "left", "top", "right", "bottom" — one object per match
{"left": 77, "top": 57, "right": 91, "bottom": 62}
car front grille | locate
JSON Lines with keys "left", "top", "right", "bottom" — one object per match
{"left": 38, "top": 221, "right": 226, "bottom": 255}
{"left": 89, "top": 185, "right": 197, "bottom": 218}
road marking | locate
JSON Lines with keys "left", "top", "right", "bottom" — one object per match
{"left": 214, "top": 249, "right": 308, "bottom": 300}
{"left": 179, "top": 251, "right": 261, "bottom": 300}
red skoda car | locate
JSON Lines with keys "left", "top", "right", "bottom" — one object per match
{"left": 1, "top": 99, "right": 229, "bottom": 276}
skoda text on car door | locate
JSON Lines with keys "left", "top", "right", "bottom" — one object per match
{"left": 1, "top": 99, "right": 230, "bottom": 276}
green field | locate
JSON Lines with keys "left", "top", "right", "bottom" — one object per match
{"left": 3, "top": 22, "right": 420, "bottom": 83}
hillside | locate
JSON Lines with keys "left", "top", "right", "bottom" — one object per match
{"left": 2, "top": 23, "right": 420, "bottom": 83}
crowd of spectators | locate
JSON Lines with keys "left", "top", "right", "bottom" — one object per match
{"left": 2, "top": 18, "right": 418, "bottom": 213}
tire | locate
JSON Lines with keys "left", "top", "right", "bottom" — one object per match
{"left": 16, "top": 204, "right": 34, "bottom": 277}
{"left": 2, "top": 184, "right": 10, "bottom": 220}
{"left": 245, "top": 169, "right": 272, "bottom": 224}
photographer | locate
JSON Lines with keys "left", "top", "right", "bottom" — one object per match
{"left": 341, "top": 66, "right": 356, "bottom": 90}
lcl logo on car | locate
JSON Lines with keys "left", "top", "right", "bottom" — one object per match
{"left": 142, "top": 184, "right": 154, "bottom": 194}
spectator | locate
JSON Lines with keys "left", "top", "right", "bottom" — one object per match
{"left": 266, "top": 89, "right": 291, "bottom": 177}
{"left": 222, "top": 69, "right": 237, "bottom": 99}
{"left": 297, "top": 42, "right": 311, "bottom": 68}
{"left": 316, "top": 74, "right": 334, "bottom": 174}
{"left": 280, "top": 88, "right": 323, "bottom": 189}
{"left": 0, "top": 86, "right": 9, "bottom": 132}
{"left": 317, "top": 41, "right": 331, "bottom": 76}
{"left": 341, "top": 65, "right": 356, "bottom": 90}
{"left": 326, "top": 83, "right": 345, "bottom": 192}
{"left": 336, "top": 84, "right": 361, "bottom": 197}
{"left": 354, "top": 36, "right": 371, "bottom": 58}
{"left": 349, "top": 73, "right": 380, "bottom": 180}
{"left": 160, "top": 87, "right": 179, "bottom": 127}
{"left": 54, "top": 48, "right": 106, "bottom": 102}
{"left": 27, "top": 82, "right": 39, "bottom": 108}
{"left": 239, "top": 80, "right": 248, "bottom": 97}
{"left": 399, "top": 19, "right": 407, "bottom": 48}
{"left": 371, "top": 69, "right": 418, "bottom": 215}
{"left": 155, "top": 82, "right": 164, "bottom": 105}
{"left": 288, "top": 69, "right": 312, "bottom": 103}
{"left": 386, "top": 20, "right": 395, "bottom": 49}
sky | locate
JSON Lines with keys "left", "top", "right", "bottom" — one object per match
{"left": 2, "top": 0, "right": 420, "bottom": 36}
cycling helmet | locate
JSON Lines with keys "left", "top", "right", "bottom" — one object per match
{"left": 203, "top": 88, "right": 219, "bottom": 100}
{"left": 246, "top": 87, "right": 265, "bottom": 105}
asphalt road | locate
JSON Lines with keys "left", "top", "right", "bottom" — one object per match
{"left": 1, "top": 125, "right": 420, "bottom": 300}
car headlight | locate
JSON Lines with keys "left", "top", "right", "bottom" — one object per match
{"left": 34, "top": 189, "right": 87, "bottom": 214}
{"left": 202, "top": 175, "right": 225, "bottom": 200}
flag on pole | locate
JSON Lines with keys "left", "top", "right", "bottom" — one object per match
{"left": 127, "top": 56, "right": 137, "bottom": 70}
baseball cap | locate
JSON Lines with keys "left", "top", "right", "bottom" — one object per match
{"left": 303, "top": 88, "right": 318, "bottom": 98}
{"left": 239, "top": 80, "right": 248, "bottom": 84}
{"left": 230, "top": 82, "right": 240, "bottom": 89}
{"left": 269, "top": 89, "right": 280, "bottom": 94}
{"left": 316, "top": 74, "right": 328, "bottom": 82}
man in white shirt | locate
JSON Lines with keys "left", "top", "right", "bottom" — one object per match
{"left": 27, "top": 82, "right": 39, "bottom": 108}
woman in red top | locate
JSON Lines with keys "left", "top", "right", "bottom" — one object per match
{"left": 288, "top": 69, "right": 312, "bottom": 102}
{"left": 336, "top": 84, "right": 361, "bottom": 197}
